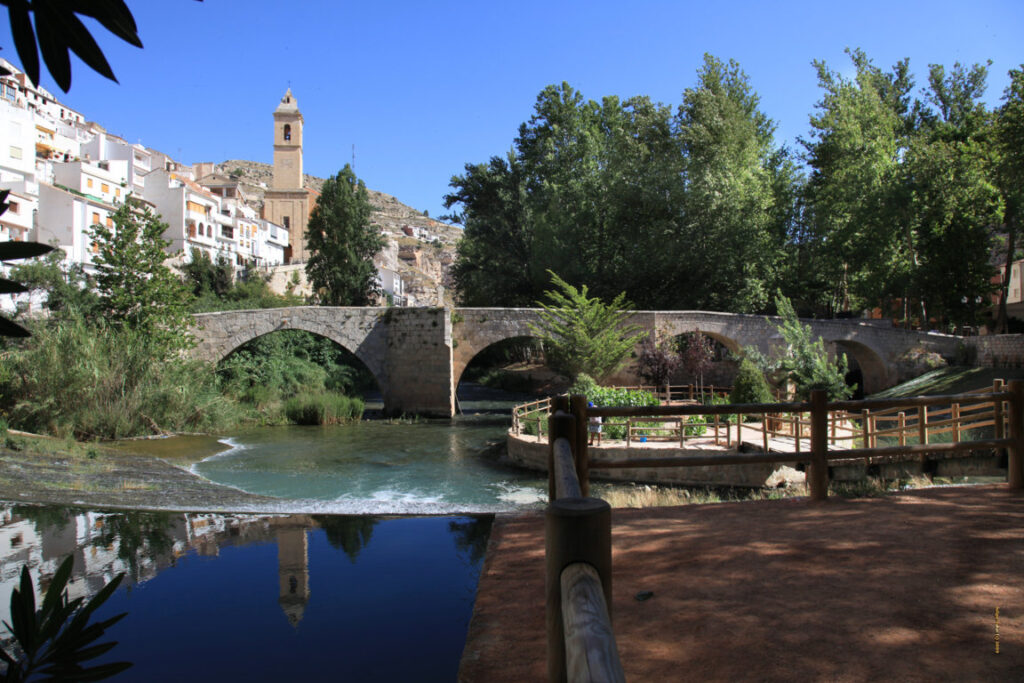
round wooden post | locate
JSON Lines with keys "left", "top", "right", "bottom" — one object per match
{"left": 571, "top": 395, "right": 590, "bottom": 497}
{"left": 1008, "top": 380, "right": 1024, "bottom": 490}
{"left": 546, "top": 497, "right": 613, "bottom": 682}
{"left": 548, "top": 399, "right": 576, "bottom": 503}
{"left": 809, "top": 389, "right": 829, "bottom": 501}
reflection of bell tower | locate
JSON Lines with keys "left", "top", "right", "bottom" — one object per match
{"left": 276, "top": 524, "right": 310, "bottom": 628}
{"left": 264, "top": 88, "right": 314, "bottom": 264}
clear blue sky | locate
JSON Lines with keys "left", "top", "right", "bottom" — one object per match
{"left": 2, "top": 1, "right": 1022, "bottom": 220}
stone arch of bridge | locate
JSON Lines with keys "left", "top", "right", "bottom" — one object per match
{"left": 454, "top": 334, "right": 546, "bottom": 388}
{"left": 190, "top": 309, "right": 390, "bottom": 399}
{"left": 653, "top": 323, "right": 745, "bottom": 356}
{"left": 215, "top": 328, "right": 385, "bottom": 395}
{"left": 452, "top": 309, "right": 544, "bottom": 387}
{"left": 830, "top": 339, "right": 889, "bottom": 396}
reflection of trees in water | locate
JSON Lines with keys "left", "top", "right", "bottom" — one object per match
{"left": 90, "top": 511, "right": 177, "bottom": 583}
{"left": 12, "top": 504, "right": 74, "bottom": 534}
{"left": 313, "top": 515, "right": 378, "bottom": 563}
{"left": 448, "top": 516, "right": 493, "bottom": 567}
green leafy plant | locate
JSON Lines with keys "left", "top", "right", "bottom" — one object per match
{"left": 88, "top": 201, "right": 195, "bottom": 359}
{"left": 0, "top": 555, "right": 130, "bottom": 681}
{"left": 529, "top": 271, "right": 647, "bottom": 382}
{"left": 730, "top": 357, "right": 774, "bottom": 405}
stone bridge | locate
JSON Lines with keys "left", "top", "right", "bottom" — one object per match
{"left": 190, "top": 307, "right": 962, "bottom": 417}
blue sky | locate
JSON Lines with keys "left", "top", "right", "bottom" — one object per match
{"left": 2, "top": 1, "right": 1022, "bottom": 220}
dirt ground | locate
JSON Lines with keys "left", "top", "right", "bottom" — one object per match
{"left": 459, "top": 485, "right": 1024, "bottom": 681}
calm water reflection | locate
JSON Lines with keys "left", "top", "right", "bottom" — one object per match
{"left": 0, "top": 504, "right": 491, "bottom": 682}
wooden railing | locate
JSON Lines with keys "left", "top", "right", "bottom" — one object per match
{"left": 546, "top": 397, "right": 625, "bottom": 683}
{"left": 565, "top": 383, "right": 1024, "bottom": 500}
{"left": 515, "top": 380, "right": 1018, "bottom": 461}
{"left": 541, "top": 382, "right": 1024, "bottom": 678}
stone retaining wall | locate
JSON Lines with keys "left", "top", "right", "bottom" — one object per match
{"left": 967, "top": 334, "right": 1024, "bottom": 369}
{"left": 506, "top": 431, "right": 803, "bottom": 488}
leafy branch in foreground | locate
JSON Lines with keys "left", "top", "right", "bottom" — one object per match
{"left": 528, "top": 271, "right": 647, "bottom": 382}
{"left": 0, "top": 555, "right": 130, "bottom": 682}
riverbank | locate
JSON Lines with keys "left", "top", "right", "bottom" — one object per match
{"left": 0, "top": 431, "right": 279, "bottom": 512}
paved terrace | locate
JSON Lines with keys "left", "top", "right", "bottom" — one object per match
{"left": 459, "top": 485, "right": 1024, "bottom": 681}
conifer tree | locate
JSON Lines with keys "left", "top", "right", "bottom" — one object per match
{"left": 305, "top": 165, "right": 384, "bottom": 306}
{"left": 528, "top": 271, "right": 647, "bottom": 382}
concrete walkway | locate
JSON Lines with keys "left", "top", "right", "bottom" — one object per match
{"left": 459, "top": 485, "right": 1024, "bottom": 682}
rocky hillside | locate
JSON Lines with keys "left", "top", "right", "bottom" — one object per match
{"left": 216, "top": 159, "right": 462, "bottom": 307}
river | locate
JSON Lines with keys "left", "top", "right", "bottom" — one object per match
{"left": 163, "top": 385, "right": 552, "bottom": 514}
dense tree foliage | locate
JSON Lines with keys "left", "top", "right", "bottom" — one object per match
{"left": 305, "top": 165, "right": 384, "bottom": 306}
{"left": 449, "top": 51, "right": 1022, "bottom": 332}
{"left": 448, "top": 56, "right": 793, "bottom": 311}
{"left": 88, "top": 201, "right": 195, "bottom": 357}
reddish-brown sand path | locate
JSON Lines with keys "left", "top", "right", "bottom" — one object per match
{"left": 459, "top": 485, "right": 1024, "bottom": 681}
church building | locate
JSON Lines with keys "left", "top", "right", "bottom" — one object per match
{"left": 263, "top": 88, "right": 317, "bottom": 263}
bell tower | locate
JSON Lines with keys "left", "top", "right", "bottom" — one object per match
{"left": 264, "top": 88, "right": 314, "bottom": 263}
{"left": 272, "top": 88, "right": 303, "bottom": 190}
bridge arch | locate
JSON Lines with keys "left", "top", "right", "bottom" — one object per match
{"left": 830, "top": 339, "right": 890, "bottom": 396}
{"left": 191, "top": 307, "right": 391, "bottom": 401}
{"left": 451, "top": 309, "right": 546, "bottom": 387}
{"left": 216, "top": 328, "right": 385, "bottom": 399}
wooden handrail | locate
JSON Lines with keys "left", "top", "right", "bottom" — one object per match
{"left": 561, "top": 563, "right": 626, "bottom": 683}
{"left": 546, "top": 403, "right": 622, "bottom": 682}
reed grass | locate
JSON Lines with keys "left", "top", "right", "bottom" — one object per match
{"left": 283, "top": 392, "right": 365, "bottom": 425}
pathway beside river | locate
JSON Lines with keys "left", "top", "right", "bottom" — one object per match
{"left": 460, "top": 485, "right": 1024, "bottom": 681}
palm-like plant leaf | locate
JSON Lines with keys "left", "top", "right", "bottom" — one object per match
{"left": 0, "top": 556, "right": 131, "bottom": 682}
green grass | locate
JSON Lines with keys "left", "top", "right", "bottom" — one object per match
{"left": 870, "top": 366, "right": 1024, "bottom": 399}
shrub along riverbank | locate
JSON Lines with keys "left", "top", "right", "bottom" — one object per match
{"left": 2, "top": 241, "right": 370, "bottom": 441}
{"left": 0, "top": 311, "right": 367, "bottom": 440}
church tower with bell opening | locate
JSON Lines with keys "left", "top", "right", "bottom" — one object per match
{"left": 264, "top": 88, "right": 315, "bottom": 263}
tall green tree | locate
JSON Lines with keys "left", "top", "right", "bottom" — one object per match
{"left": 446, "top": 152, "right": 535, "bottom": 306}
{"left": 447, "top": 60, "right": 788, "bottom": 313}
{"left": 994, "top": 66, "right": 1024, "bottom": 332}
{"left": 675, "top": 54, "right": 788, "bottom": 312}
{"left": 88, "top": 201, "right": 194, "bottom": 357}
{"left": 801, "top": 49, "right": 915, "bottom": 316}
{"left": 305, "top": 165, "right": 384, "bottom": 306}
{"left": 904, "top": 61, "right": 1000, "bottom": 329}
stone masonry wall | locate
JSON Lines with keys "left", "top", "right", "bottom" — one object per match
{"left": 383, "top": 307, "right": 453, "bottom": 416}
{"left": 967, "top": 334, "right": 1024, "bottom": 369}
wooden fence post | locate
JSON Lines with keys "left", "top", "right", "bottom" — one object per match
{"left": 809, "top": 389, "right": 829, "bottom": 501}
{"left": 571, "top": 395, "right": 590, "bottom": 498}
{"left": 548, "top": 397, "right": 574, "bottom": 503}
{"left": 546, "top": 497, "right": 613, "bottom": 683}
{"left": 861, "top": 409, "right": 870, "bottom": 467}
{"left": 952, "top": 403, "right": 961, "bottom": 443}
{"left": 1008, "top": 380, "right": 1024, "bottom": 490}
{"left": 995, "top": 379, "right": 1005, "bottom": 440}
